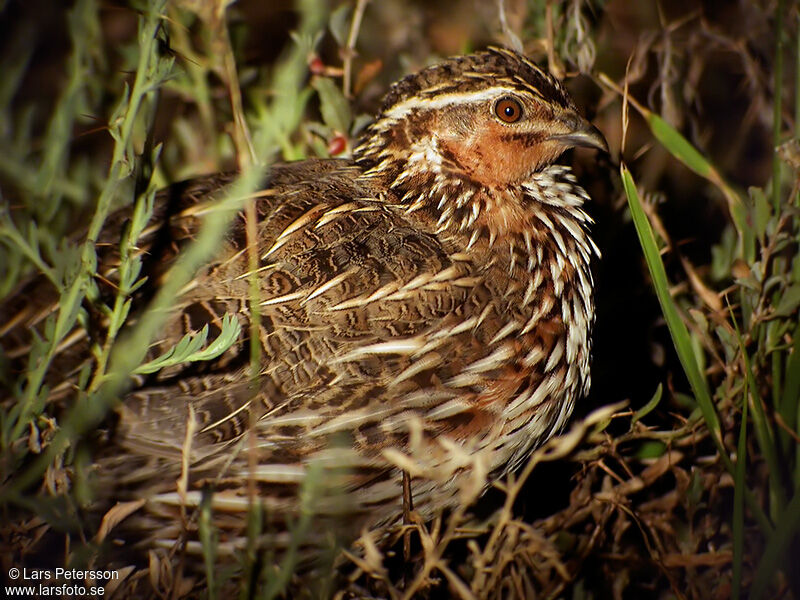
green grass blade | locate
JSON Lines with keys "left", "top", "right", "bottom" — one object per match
{"left": 784, "top": 322, "right": 800, "bottom": 484}
{"left": 732, "top": 345, "right": 748, "bottom": 600}
{"left": 200, "top": 489, "right": 219, "bottom": 600}
{"left": 621, "top": 165, "right": 719, "bottom": 437}
{"left": 632, "top": 383, "right": 662, "bottom": 425}
{"left": 750, "top": 490, "right": 800, "bottom": 599}
{"left": 621, "top": 164, "right": 771, "bottom": 534}
{"left": 644, "top": 112, "right": 751, "bottom": 258}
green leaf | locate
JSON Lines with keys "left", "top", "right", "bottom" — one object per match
{"left": 328, "top": 3, "right": 351, "bottom": 47}
{"left": 647, "top": 113, "right": 715, "bottom": 178}
{"left": 312, "top": 76, "right": 351, "bottom": 134}
{"left": 643, "top": 111, "right": 750, "bottom": 255}
{"left": 632, "top": 383, "right": 663, "bottom": 424}
{"left": 750, "top": 186, "right": 771, "bottom": 240}
{"left": 710, "top": 226, "right": 737, "bottom": 281}
{"left": 133, "top": 314, "right": 241, "bottom": 375}
{"left": 635, "top": 440, "right": 667, "bottom": 459}
{"left": 775, "top": 283, "right": 800, "bottom": 316}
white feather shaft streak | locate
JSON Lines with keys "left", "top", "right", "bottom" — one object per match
{"left": 234, "top": 263, "right": 277, "bottom": 280}
{"left": 257, "top": 410, "right": 323, "bottom": 428}
{"left": 275, "top": 205, "right": 327, "bottom": 242}
{"left": 332, "top": 338, "right": 426, "bottom": 363}
{"left": 399, "top": 272, "right": 434, "bottom": 291}
{"left": 313, "top": 202, "right": 359, "bottom": 228}
{"left": 430, "top": 265, "right": 461, "bottom": 282}
{"left": 521, "top": 295, "right": 553, "bottom": 334}
{"left": 545, "top": 339, "right": 565, "bottom": 372}
{"left": 444, "top": 371, "right": 486, "bottom": 388}
{"left": 463, "top": 345, "right": 515, "bottom": 374}
{"left": 523, "top": 345, "right": 545, "bottom": 366}
{"left": 308, "top": 405, "right": 396, "bottom": 436}
{"left": 303, "top": 268, "right": 357, "bottom": 303}
{"left": 390, "top": 353, "right": 443, "bottom": 387}
{"left": 329, "top": 278, "right": 404, "bottom": 310}
{"left": 260, "top": 289, "right": 306, "bottom": 306}
{"left": 429, "top": 316, "right": 479, "bottom": 340}
{"left": 489, "top": 320, "right": 522, "bottom": 345}
{"left": 200, "top": 399, "right": 252, "bottom": 434}
{"left": 501, "top": 386, "right": 535, "bottom": 420}
{"left": 425, "top": 398, "right": 473, "bottom": 420}
{"left": 248, "top": 464, "right": 306, "bottom": 483}
{"left": 261, "top": 236, "right": 290, "bottom": 260}
{"left": 154, "top": 491, "right": 294, "bottom": 515}
{"left": 451, "top": 276, "right": 484, "bottom": 287}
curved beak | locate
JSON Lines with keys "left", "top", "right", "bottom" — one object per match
{"left": 548, "top": 116, "right": 609, "bottom": 154}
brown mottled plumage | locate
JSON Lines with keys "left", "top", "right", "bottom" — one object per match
{"left": 0, "top": 47, "right": 606, "bottom": 595}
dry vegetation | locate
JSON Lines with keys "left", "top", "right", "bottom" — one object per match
{"left": 0, "top": 0, "right": 798, "bottom": 598}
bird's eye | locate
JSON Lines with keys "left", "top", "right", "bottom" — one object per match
{"left": 494, "top": 97, "right": 523, "bottom": 123}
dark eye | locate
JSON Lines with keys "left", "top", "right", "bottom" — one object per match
{"left": 494, "top": 97, "right": 523, "bottom": 123}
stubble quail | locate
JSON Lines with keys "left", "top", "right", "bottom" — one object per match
{"left": 0, "top": 46, "right": 607, "bottom": 594}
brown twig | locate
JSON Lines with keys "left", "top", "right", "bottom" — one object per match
{"left": 342, "top": 0, "right": 370, "bottom": 99}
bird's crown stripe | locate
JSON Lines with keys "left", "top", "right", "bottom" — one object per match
{"left": 383, "top": 87, "right": 522, "bottom": 120}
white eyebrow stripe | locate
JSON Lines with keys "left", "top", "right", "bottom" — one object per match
{"left": 383, "top": 87, "right": 520, "bottom": 120}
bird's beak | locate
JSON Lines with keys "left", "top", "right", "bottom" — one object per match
{"left": 548, "top": 116, "right": 609, "bottom": 154}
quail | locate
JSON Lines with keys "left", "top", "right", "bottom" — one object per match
{"left": 1, "top": 46, "right": 607, "bottom": 593}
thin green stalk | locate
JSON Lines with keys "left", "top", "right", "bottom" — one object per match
{"left": 86, "top": 189, "right": 156, "bottom": 392}
{"left": 730, "top": 307, "right": 785, "bottom": 515}
{"left": 772, "top": 0, "right": 784, "bottom": 213}
{"left": 1, "top": 0, "right": 171, "bottom": 494}
{"left": 732, "top": 341, "right": 749, "bottom": 600}
{"left": 242, "top": 501, "right": 265, "bottom": 599}
{"left": 8, "top": 0, "right": 171, "bottom": 445}
{"left": 796, "top": 11, "right": 800, "bottom": 209}
{"left": 784, "top": 322, "right": 800, "bottom": 486}
{"left": 770, "top": 341, "right": 782, "bottom": 419}
{"left": 797, "top": 10, "right": 800, "bottom": 140}
{"left": 768, "top": 0, "right": 787, "bottom": 476}
{"left": 166, "top": 6, "right": 217, "bottom": 142}
{"left": 243, "top": 197, "right": 263, "bottom": 584}
{"left": 261, "top": 461, "right": 324, "bottom": 600}
{"left": 0, "top": 19, "right": 36, "bottom": 112}
{"left": 200, "top": 490, "right": 219, "bottom": 600}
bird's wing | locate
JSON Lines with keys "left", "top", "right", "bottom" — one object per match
{"left": 115, "top": 160, "right": 497, "bottom": 467}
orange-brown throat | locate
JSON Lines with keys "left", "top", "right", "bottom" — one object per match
{"left": 438, "top": 130, "right": 567, "bottom": 189}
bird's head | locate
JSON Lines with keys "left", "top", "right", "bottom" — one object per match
{"left": 354, "top": 47, "right": 607, "bottom": 192}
